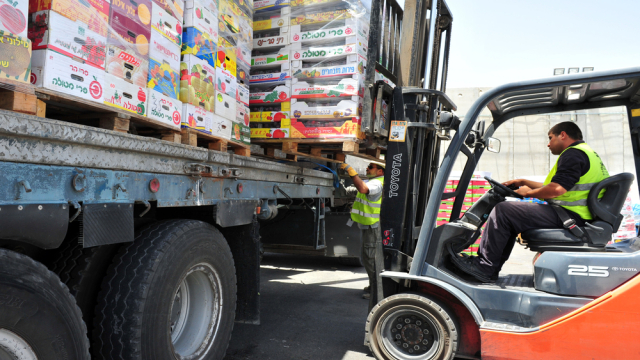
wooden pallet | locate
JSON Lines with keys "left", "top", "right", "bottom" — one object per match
{"left": 0, "top": 82, "right": 250, "bottom": 156}
{"left": 251, "top": 138, "right": 385, "bottom": 164}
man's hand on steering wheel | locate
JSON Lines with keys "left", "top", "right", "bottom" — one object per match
{"left": 515, "top": 185, "right": 532, "bottom": 197}
{"left": 484, "top": 176, "right": 524, "bottom": 199}
{"left": 502, "top": 179, "right": 522, "bottom": 188}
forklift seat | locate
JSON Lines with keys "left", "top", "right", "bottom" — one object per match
{"left": 521, "top": 173, "right": 635, "bottom": 252}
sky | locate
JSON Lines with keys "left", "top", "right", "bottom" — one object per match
{"left": 419, "top": 0, "right": 640, "bottom": 88}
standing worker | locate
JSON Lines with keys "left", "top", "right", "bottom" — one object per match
{"left": 340, "top": 162, "right": 385, "bottom": 310}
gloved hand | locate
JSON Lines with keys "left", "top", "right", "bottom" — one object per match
{"left": 339, "top": 163, "right": 358, "bottom": 177}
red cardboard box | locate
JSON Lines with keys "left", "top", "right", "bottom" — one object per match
{"left": 110, "top": 0, "right": 153, "bottom": 29}
{"left": 108, "top": 7, "right": 152, "bottom": 58}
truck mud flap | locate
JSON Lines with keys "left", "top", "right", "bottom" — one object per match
{"left": 0, "top": 203, "right": 69, "bottom": 249}
{"left": 81, "top": 203, "right": 134, "bottom": 247}
{"left": 216, "top": 200, "right": 259, "bottom": 227}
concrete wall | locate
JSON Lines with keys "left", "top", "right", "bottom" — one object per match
{"left": 443, "top": 87, "right": 638, "bottom": 200}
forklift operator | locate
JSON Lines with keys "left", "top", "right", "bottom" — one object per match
{"left": 340, "top": 162, "right": 385, "bottom": 309}
{"left": 452, "top": 121, "right": 610, "bottom": 283}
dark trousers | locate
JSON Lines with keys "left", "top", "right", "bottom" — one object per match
{"left": 476, "top": 202, "right": 584, "bottom": 275}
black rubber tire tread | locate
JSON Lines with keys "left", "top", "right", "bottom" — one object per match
{"left": 0, "top": 248, "right": 90, "bottom": 360}
{"left": 365, "top": 293, "right": 458, "bottom": 360}
{"left": 42, "top": 239, "right": 121, "bottom": 339}
{"left": 93, "top": 220, "right": 237, "bottom": 360}
{"left": 337, "top": 256, "right": 364, "bottom": 267}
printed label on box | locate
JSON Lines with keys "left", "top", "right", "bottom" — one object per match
{"left": 211, "top": 113, "right": 232, "bottom": 139}
{"left": 148, "top": 57, "right": 179, "bottom": 99}
{"left": 0, "top": 34, "right": 31, "bottom": 84}
{"left": 288, "top": 118, "right": 361, "bottom": 139}
{"left": 292, "top": 61, "right": 364, "bottom": 80}
{"left": 250, "top": 127, "right": 289, "bottom": 138}
{"left": 215, "top": 46, "right": 237, "bottom": 76}
{"left": 236, "top": 84, "right": 249, "bottom": 106}
{"left": 110, "top": 0, "right": 153, "bottom": 29}
{"left": 250, "top": 70, "right": 290, "bottom": 84}
{"left": 251, "top": 49, "right": 288, "bottom": 67}
{"left": 214, "top": 90, "right": 236, "bottom": 120}
{"left": 104, "top": 73, "right": 148, "bottom": 115}
{"left": 152, "top": 0, "right": 185, "bottom": 22}
{"left": 148, "top": 90, "right": 182, "bottom": 129}
{"left": 290, "top": 9, "right": 353, "bottom": 25}
{"left": 250, "top": 109, "right": 289, "bottom": 122}
{"left": 230, "top": 121, "right": 250, "bottom": 144}
{"left": 183, "top": 0, "right": 218, "bottom": 38}
{"left": 291, "top": 43, "right": 357, "bottom": 61}
{"left": 254, "top": 15, "right": 288, "bottom": 30}
{"left": 291, "top": 98, "right": 360, "bottom": 119}
{"left": 254, "top": 34, "right": 289, "bottom": 49}
{"left": 105, "top": 44, "right": 148, "bottom": 87}
{"left": 291, "top": 22, "right": 368, "bottom": 43}
{"left": 151, "top": 2, "right": 182, "bottom": 46}
{"left": 254, "top": 0, "right": 289, "bottom": 12}
{"left": 31, "top": 49, "right": 103, "bottom": 102}
{"left": 180, "top": 54, "right": 215, "bottom": 111}
{"left": 236, "top": 101, "right": 250, "bottom": 125}
{"left": 292, "top": 78, "right": 361, "bottom": 99}
{"left": 29, "top": 10, "right": 107, "bottom": 69}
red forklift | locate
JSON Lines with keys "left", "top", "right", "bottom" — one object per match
{"left": 360, "top": 0, "right": 640, "bottom": 359}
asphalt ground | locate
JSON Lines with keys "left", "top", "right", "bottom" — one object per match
{"left": 224, "top": 245, "right": 535, "bottom": 360}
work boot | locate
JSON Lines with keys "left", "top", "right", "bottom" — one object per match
{"left": 450, "top": 254, "right": 496, "bottom": 283}
{"left": 362, "top": 293, "right": 370, "bottom": 299}
{"left": 363, "top": 286, "right": 370, "bottom": 293}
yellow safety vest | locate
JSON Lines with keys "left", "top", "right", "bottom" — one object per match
{"left": 544, "top": 142, "right": 609, "bottom": 220}
{"left": 351, "top": 176, "right": 384, "bottom": 225}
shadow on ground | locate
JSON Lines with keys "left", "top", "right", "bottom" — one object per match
{"left": 224, "top": 253, "right": 374, "bottom": 360}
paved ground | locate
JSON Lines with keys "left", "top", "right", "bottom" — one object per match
{"left": 224, "top": 245, "right": 535, "bottom": 360}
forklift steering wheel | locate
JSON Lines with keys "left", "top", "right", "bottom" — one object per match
{"left": 484, "top": 176, "right": 524, "bottom": 199}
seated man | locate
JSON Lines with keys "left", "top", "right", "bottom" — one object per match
{"left": 451, "top": 121, "right": 609, "bottom": 283}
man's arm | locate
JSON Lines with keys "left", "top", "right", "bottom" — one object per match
{"left": 503, "top": 179, "right": 544, "bottom": 189}
{"left": 340, "top": 164, "right": 369, "bottom": 194}
{"left": 515, "top": 182, "right": 567, "bottom": 199}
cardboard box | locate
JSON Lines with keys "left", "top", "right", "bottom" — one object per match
{"left": 290, "top": 38, "right": 366, "bottom": 60}
{"left": 108, "top": 7, "right": 152, "bottom": 59}
{"left": 291, "top": 77, "right": 363, "bottom": 99}
{"left": 249, "top": 85, "right": 290, "bottom": 104}
{"left": 250, "top": 68, "right": 290, "bottom": 85}
{"left": 236, "top": 83, "right": 249, "bottom": 106}
{"left": 236, "top": 63, "right": 249, "bottom": 87}
{"left": 219, "top": 11, "right": 252, "bottom": 45}
{"left": 149, "top": 29, "right": 180, "bottom": 73}
{"left": 183, "top": 0, "right": 218, "bottom": 39}
{"left": 288, "top": 117, "right": 362, "bottom": 139}
{"left": 219, "top": 0, "right": 251, "bottom": 21}
{"left": 147, "top": 89, "right": 182, "bottom": 129}
{"left": 254, "top": 10, "right": 289, "bottom": 30}
{"left": 29, "top": 10, "right": 107, "bottom": 69}
{"left": 211, "top": 113, "right": 232, "bottom": 139}
{"left": 230, "top": 121, "right": 250, "bottom": 145}
{"left": 290, "top": 8, "right": 356, "bottom": 25}
{"left": 251, "top": 46, "right": 289, "bottom": 68}
{"left": 236, "top": 42, "right": 251, "bottom": 69}
{"left": 254, "top": 0, "right": 290, "bottom": 13}
{"left": 148, "top": 57, "right": 179, "bottom": 99}
{"left": 182, "top": 102, "right": 210, "bottom": 132}
{"left": 110, "top": 0, "right": 153, "bottom": 29}
{"left": 29, "top": 0, "right": 110, "bottom": 36}
{"left": 214, "top": 90, "right": 236, "bottom": 120}
{"left": 184, "top": 0, "right": 215, "bottom": 18}
{"left": 0, "top": 34, "right": 31, "bottom": 84}
{"left": 1, "top": 0, "right": 29, "bottom": 38}
{"left": 250, "top": 126, "right": 290, "bottom": 138}
{"left": 182, "top": 27, "right": 217, "bottom": 67}
{"left": 214, "top": 44, "right": 237, "bottom": 76}
{"left": 290, "top": 18, "right": 368, "bottom": 44}
{"left": 215, "top": 66, "right": 236, "bottom": 98}
{"left": 105, "top": 44, "right": 148, "bottom": 87}
{"left": 375, "top": 69, "right": 395, "bottom": 88}
{"left": 103, "top": 73, "right": 148, "bottom": 115}
{"left": 253, "top": 29, "right": 290, "bottom": 49}
{"left": 179, "top": 54, "right": 215, "bottom": 111}
{"left": 151, "top": 2, "right": 182, "bottom": 46}
{"left": 152, "top": 0, "right": 184, "bottom": 22}
{"left": 250, "top": 102, "right": 289, "bottom": 122}
{"left": 31, "top": 49, "right": 103, "bottom": 102}
{"left": 236, "top": 100, "right": 250, "bottom": 125}
{"left": 290, "top": 97, "right": 360, "bottom": 119}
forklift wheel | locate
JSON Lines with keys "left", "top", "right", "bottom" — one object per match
{"left": 366, "top": 293, "right": 458, "bottom": 360}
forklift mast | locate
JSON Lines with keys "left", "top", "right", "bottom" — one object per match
{"left": 363, "top": 0, "right": 457, "bottom": 267}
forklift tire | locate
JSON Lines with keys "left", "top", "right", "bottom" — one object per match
{"left": 93, "top": 220, "right": 237, "bottom": 360}
{"left": 0, "top": 248, "right": 90, "bottom": 360}
{"left": 366, "top": 293, "right": 458, "bottom": 360}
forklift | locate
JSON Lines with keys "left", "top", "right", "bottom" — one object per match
{"left": 360, "top": 0, "right": 640, "bottom": 359}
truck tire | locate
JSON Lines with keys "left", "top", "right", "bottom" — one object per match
{"left": 93, "top": 220, "right": 237, "bottom": 360}
{"left": 43, "top": 239, "right": 121, "bottom": 339}
{"left": 0, "top": 248, "right": 90, "bottom": 360}
{"left": 366, "top": 293, "right": 458, "bottom": 360}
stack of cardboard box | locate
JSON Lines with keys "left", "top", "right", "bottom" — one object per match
{"left": 1, "top": 0, "right": 31, "bottom": 85}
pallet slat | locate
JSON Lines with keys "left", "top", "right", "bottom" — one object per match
{"left": 252, "top": 139, "right": 386, "bottom": 164}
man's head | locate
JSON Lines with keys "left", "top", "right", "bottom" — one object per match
{"left": 548, "top": 121, "right": 583, "bottom": 155}
{"left": 366, "top": 163, "right": 385, "bottom": 178}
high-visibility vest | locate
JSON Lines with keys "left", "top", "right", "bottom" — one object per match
{"left": 544, "top": 142, "right": 609, "bottom": 220}
{"left": 351, "top": 176, "right": 384, "bottom": 225}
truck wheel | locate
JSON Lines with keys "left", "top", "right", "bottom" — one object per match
{"left": 366, "top": 293, "right": 458, "bottom": 360}
{"left": 93, "top": 220, "right": 237, "bottom": 360}
{"left": 0, "top": 248, "right": 90, "bottom": 360}
{"left": 43, "top": 239, "right": 121, "bottom": 339}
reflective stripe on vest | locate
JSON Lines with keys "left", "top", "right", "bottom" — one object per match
{"left": 351, "top": 176, "right": 384, "bottom": 225}
{"left": 544, "top": 142, "right": 609, "bottom": 220}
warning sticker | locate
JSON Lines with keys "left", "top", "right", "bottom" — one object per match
{"left": 632, "top": 109, "right": 640, "bottom": 117}
{"left": 389, "top": 121, "right": 407, "bottom": 142}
